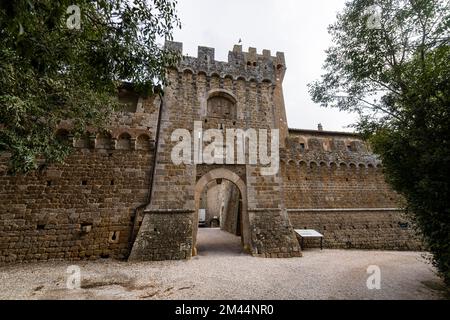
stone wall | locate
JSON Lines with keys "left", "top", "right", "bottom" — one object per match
{"left": 221, "top": 181, "right": 240, "bottom": 235}
{"left": 197, "top": 179, "right": 241, "bottom": 231}
{"left": 0, "top": 148, "right": 154, "bottom": 263}
{"left": 282, "top": 129, "right": 422, "bottom": 250}
{"left": 205, "top": 181, "right": 224, "bottom": 226}
{"left": 0, "top": 95, "right": 159, "bottom": 264}
{"left": 288, "top": 209, "right": 422, "bottom": 250}
{"left": 128, "top": 211, "right": 193, "bottom": 261}
{"left": 249, "top": 208, "right": 302, "bottom": 258}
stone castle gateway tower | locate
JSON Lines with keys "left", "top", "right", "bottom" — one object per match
{"left": 129, "top": 42, "right": 302, "bottom": 260}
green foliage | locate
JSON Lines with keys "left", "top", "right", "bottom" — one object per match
{"left": 309, "top": 0, "right": 450, "bottom": 286}
{"left": 0, "top": 0, "right": 180, "bottom": 173}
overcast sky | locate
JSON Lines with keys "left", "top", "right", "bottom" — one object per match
{"left": 172, "top": 0, "right": 358, "bottom": 132}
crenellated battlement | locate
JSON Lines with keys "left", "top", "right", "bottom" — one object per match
{"left": 165, "top": 41, "right": 286, "bottom": 83}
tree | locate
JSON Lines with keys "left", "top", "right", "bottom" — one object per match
{"left": 308, "top": 0, "right": 450, "bottom": 286}
{"left": 0, "top": 0, "right": 180, "bottom": 172}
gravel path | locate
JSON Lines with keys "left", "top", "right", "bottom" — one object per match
{"left": 0, "top": 228, "right": 446, "bottom": 300}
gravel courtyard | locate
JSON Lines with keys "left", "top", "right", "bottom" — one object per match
{"left": 0, "top": 229, "right": 446, "bottom": 300}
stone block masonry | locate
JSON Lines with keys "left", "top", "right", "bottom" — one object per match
{"left": 288, "top": 209, "right": 422, "bottom": 250}
{"left": 129, "top": 210, "right": 193, "bottom": 261}
{"left": 0, "top": 148, "right": 154, "bottom": 263}
{"left": 282, "top": 129, "right": 422, "bottom": 250}
{"left": 0, "top": 42, "right": 422, "bottom": 264}
{"left": 0, "top": 93, "right": 159, "bottom": 264}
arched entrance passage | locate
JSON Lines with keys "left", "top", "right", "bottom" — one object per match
{"left": 193, "top": 168, "right": 251, "bottom": 256}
